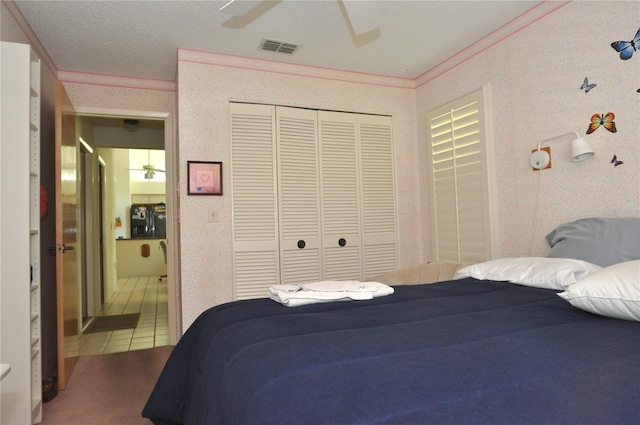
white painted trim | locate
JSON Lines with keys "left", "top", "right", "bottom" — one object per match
{"left": 482, "top": 83, "right": 500, "bottom": 259}
{"left": 71, "top": 106, "right": 170, "bottom": 120}
{"left": 58, "top": 70, "right": 175, "bottom": 92}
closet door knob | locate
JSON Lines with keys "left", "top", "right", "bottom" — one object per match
{"left": 297, "top": 240, "right": 306, "bottom": 249}
{"left": 338, "top": 238, "right": 346, "bottom": 247}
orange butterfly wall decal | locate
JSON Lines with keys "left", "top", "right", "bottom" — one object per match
{"left": 586, "top": 112, "right": 617, "bottom": 134}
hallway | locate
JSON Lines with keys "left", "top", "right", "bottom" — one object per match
{"left": 78, "top": 276, "right": 169, "bottom": 355}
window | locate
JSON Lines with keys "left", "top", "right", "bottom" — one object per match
{"left": 427, "top": 85, "right": 497, "bottom": 263}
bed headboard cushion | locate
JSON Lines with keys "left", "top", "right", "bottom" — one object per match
{"left": 558, "top": 260, "right": 640, "bottom": 322}
{"left": 368, "top": 262, "right": 467, "bottom": 286}
{"left": 545, "top": 217, "right": 640, "bottom": 267}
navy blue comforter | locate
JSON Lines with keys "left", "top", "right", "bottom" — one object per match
{"left": 143, "top": 279, "right": 640, "bottom": 425}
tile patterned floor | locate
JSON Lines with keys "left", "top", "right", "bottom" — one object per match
{"left": 78, "top": 275, "right": 169, "bottom": 356}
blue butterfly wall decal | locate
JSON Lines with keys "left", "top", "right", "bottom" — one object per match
{"left": 611, "top": 27, "right": 640, "bottom": 60}
{"left": 580, "top": 77, "right": 596, "bottom": 93}
{"left": 611, "top": 155, "right": 623, "bottom": 167}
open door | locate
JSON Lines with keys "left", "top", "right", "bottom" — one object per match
{"left": 55, "top": 81, "right": 80, "bottom": 390}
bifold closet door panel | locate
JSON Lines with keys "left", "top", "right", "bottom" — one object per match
{"left": 231, "top": 102, "right": 398, "bottom": 298}
{"left": 358, "top": 114, "right": 398, "bottom": 279}
{"left": 318, "top": 111, "right": 363, "bottom": 281}
{"left": 276, "top": 107, "right": 322, "bottom": 285}
{"left": 230, "top": 103, "right": 280, "bottom": 300}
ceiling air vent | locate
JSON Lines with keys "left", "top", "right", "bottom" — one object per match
{"left": 259, "top": 38, "right": 300, "bottom": 55}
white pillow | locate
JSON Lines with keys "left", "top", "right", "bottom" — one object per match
{"left": 454, "top": 257, "right": 602, "bottom": 290}
{"left": 557, "top": 260, "right": 640, "bottom": 322}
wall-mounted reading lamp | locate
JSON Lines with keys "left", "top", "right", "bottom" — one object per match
{"left": 530, "top": 132, "right": 594, "bottom": 170}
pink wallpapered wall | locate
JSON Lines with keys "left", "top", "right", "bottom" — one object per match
{"left": 176, "top": 62, "right": 420, "bottom": 328}
{"left": 416, "top": 0, "right": 639, "bottom": 259}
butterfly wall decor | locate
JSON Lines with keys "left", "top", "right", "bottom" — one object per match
{"left": 611, "top": 154, "right": 623, "bottom": 167}
{"left": 611, "top": 27, "right": 640, "bottom": 60}
{"left": 586, "top": 112, "right": 617, "bottom": 134}
{"left": 580, "top": 77, "right": 596, "bottom": 93}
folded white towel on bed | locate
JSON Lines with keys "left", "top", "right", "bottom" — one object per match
{"left": 268, "top": 280, "right": 394, "bottom": 307}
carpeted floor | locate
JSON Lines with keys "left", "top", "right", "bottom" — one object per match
{"left": 41, "top": 345, "right": 173, "bottom": 425}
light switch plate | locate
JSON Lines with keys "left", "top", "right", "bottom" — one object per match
{"left": 208, "top": 207, "right": 218, "bottom": 223}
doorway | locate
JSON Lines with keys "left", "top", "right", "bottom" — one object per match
{"left": 72, "top": 109, "right": 178, "bottom": 355}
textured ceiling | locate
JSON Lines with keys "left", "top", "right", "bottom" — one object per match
{"left": 14, "top": 0, "right": 543, "bottom": 82}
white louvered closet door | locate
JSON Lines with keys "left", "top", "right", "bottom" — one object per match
{"left": 359, "top": 114, "right": 398, "bottom": 279}
{"left": 231, "top": 103, "right": 398, "bottom": 299}
{"left": 318, "top": 111, "right": 362, "bottom": 280}
{"left": 230, "top": 103, "right": 280, "bottom": 300}
{"left": 275, "top": 107, "right": 323, "bottom": 285}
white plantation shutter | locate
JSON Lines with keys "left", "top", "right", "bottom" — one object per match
{"left": 359, "top": 115, "right": 397, "bottom": 277}
{"left": 231, "top": 103, "right": 279, "bottom": 299}
{"left": 276, "top": 107, "right": 322, "bottom": 285}
{"left": 318, "top": 111, "right": 362, "bottom": 280}
{"left": 428, "top": 86, "right": 497, "bottom": 263}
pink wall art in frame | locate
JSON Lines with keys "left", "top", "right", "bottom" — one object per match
{"left": 188, "top": 161, "right": 222, "bottom": 195}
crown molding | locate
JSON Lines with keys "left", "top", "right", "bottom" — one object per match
{"left": 57, "top": 70, "right": 176, "bottom": 92}
{"left": 2, "top": 0, "right": 57, "bottom": 77}
{"left": 4, "top": 0, "right": 569, "bottom": 92}
{"left": 415, "top": 0, "right": 571, "bottom": 88}
{"left": 178, "top": 49, "right": 416, "bottom": 90}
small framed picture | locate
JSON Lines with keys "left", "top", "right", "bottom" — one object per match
{"left": 187, "top": 161, "right": 222, "bottom": 195}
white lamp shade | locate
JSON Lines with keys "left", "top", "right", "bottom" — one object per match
{"left": 570, "top": 137, "right": 594, "bottom": 162}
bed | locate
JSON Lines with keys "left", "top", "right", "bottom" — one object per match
{"left": 143, "top": 218, "right": 640, "bottom": 425}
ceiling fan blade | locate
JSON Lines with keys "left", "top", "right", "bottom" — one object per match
{"left": 220, "top": 0, "right": 262, "bottom": 16}
{"left": 342, "top": 0, "right": 379, "bottom": 35}
{"left": 141, "top": 165, "right": 166, "bottom": 173}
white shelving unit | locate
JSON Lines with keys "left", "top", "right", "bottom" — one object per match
{"left": 1, "top": 41, "right": 43, "bottom": 425}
